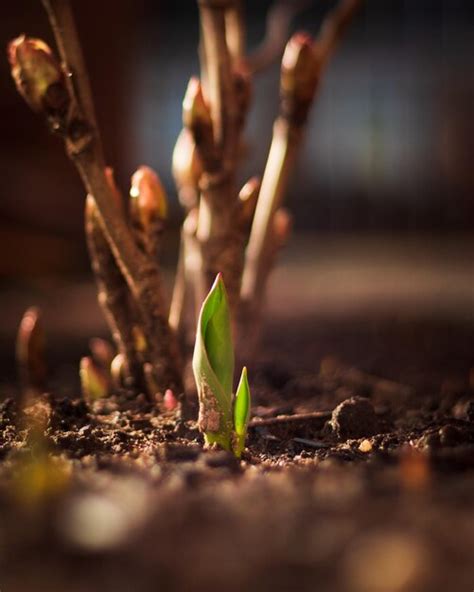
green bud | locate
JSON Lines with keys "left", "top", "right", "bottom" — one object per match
{"left": 110, "top": 353, "right": 125, "bottom": 390}
{"left": 193, "top": 273, "right": 234, "bottom": 450}
{"left": 232, "top": 367, "right": 251, "bottom": 458}
{"left": 80, "top": 356, "right": 108, "bottom": 403}
{"left": 131, "top": 325, "right": 147, "bottom": 354}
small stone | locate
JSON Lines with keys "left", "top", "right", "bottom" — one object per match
{"left": 359, "top": 439, "right": 373, "bottom": 453}
{"left": 328, "top": 397, "right": 379, "bottom": 440}
{"left": 439, "top": 425, "right": 463, "bottom": 447}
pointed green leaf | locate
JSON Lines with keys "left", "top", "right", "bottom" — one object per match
{"left": 202, "top": 274, "right": 234, "bottom": 396}
{"left": 80, "top": 356, "right": 108, "bottom": 403}
{"left": 193, "top": 273, "right": 234, "bottom": 449}
{"left": 234, "top": 367, "right": 250, "bottom": 435}
{"left": 233, "top": 367, "right": 251, "bottom": 458}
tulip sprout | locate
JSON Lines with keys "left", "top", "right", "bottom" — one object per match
{"left": 193, "top": 274, "right": 251, "bottom": 457}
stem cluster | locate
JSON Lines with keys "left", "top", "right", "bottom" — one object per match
{"left": 9, "top": 0, "right": 362, "bottom": 406}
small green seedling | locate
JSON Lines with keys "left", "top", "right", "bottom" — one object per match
{"left": 233, "top": 367, "right": 251, "bottom": 458}
{"left": 193, "top": 274, "right": 251, "bottom": 457}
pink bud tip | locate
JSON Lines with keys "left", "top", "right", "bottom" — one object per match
{"left": 164, "top": 389, "right": 178, "bottom": 411}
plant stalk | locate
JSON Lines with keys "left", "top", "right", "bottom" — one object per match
{"left": 42, "top": 0, "right": 182, "bottom": 393}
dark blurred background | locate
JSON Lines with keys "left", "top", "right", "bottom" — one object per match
{"left": 2, "top": 0, "right": 474, "bottom": 272}
{"left": 0, "top": 1, "right": 473, "bottom": 381}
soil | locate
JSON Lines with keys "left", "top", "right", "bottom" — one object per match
{"left": 1, "top": 316, "right": 474, "bottom": 592}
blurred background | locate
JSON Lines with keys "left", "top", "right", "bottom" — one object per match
{"left": 1, "top": 0, "right": 473, "bottom": 382}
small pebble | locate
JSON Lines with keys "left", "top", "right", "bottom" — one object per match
{"left": 439, "top": 425, "right": 463, "bottom": 447}
{"left": 359, "top": 439, "right": 372, "bottom": 453}
{"left": 328, "top": 396, "right": 380, "bottom": 440}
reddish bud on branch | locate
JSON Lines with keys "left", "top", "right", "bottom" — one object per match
{"left": 8, "top": 35, "right": 69, "bottom": 115}
{"left": 183, "top": 77, "right": 212, "bottom": 130}
{"left": 273, "top": 207, "right": 293, "bottom": 248}
{"left": 130, "top": 166, "right": 168, "bottom": 231}
{"left": 238, "top": 176, "right": 260, "bottom": 230}
{"left": 182, "top": 77, "right": 216, "bottom": 169}
{"left": 172, "top": 128, "right": 203, "bottom": 210}
{"left": 16, "top": 306, "right": 47, "bottom": 395}
{"left": 280, "top": 32, "right": 319, "bottom": 125}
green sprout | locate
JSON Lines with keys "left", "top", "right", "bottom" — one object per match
{"left": 193, "top": 274, "right": 251, "bottom": 457}
{"left": 233, "top": 367, "right": 251, "bottom": 458}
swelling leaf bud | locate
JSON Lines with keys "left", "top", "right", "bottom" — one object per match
{"left": 280, "top": 32, "right": 319, "bottom": 124}
{"left": 172, "top": 128, "right": 203, "bottom": 210}
{"left": 8, "top": 35, "right": 69, "bottom": 115}
{"left": 182, "top": 78, "right": 215, "bottom": 166}
{"left": 232, "top": 366, "right": 251, "bottom": 458}
{"left": 238, "top": 176, "right": 260, "bottom": 229}
{"left": 16, "top": 306, "right": 47, "bottom": 395}
{"left": 130, "top": 165, "right": 168, "bottom": 231}
{"left": 273, "top": 207, "right": 293, "bottom": 247}
{"left": 193, "top": 273, "right": 234, "bottom": 451}
{"left": 182, "top": 77, "right": 212, "bottom": 131}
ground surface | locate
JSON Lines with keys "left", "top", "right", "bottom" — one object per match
{"left": 0, "top": 235, "right": 474, "bottom": 592}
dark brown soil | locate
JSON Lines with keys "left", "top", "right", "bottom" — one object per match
{"left": 1, "top": 316, "right": 474, "bottom": 592}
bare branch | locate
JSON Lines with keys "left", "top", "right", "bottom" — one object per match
{"left": 247, "top": 0, "right": 312, "bottom": 75}
{"left": 181, "top": 0, "right": 246, "bottom": 315}
{"left": 39, "top": 0, "right": 183, "bottom": 394}
{"left": 225, "top": 0, "right": 245, "bottom": 63}
{"left": 240, "top": 0, "right": 362, "bottom": 352}
{"left": 42, "top": 0, "right": 100, "bottom": 147}
{"left": 85, "top": 194, "right": 142, "bottom": 390}
{"left": 315, "top": 0, "right": 363, "bottom": 66}
{"left": 168, "top": 238, "right": 187, "bottom": 336}
{"left": 198, "top": 0, "right": 238, "bottom": 158}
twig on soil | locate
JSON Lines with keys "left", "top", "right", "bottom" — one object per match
{"left": 249, "top": 410, "right": 331, "bottom": 429}
{"left": 293, "top": 437, "right": 331, "bottom": 449}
